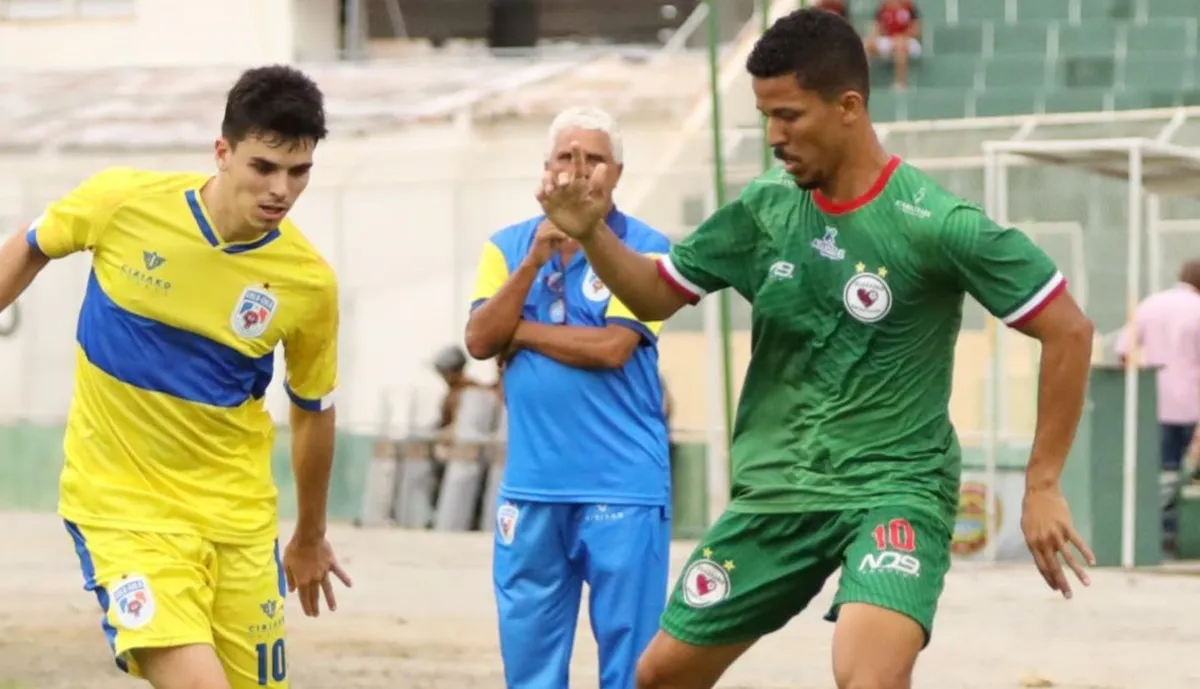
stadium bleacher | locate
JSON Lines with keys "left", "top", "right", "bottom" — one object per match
{"left": 862, "top": 0, "right": 1200, "bottom": 121}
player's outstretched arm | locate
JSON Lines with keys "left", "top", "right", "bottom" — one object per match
{"left": 281, "top": 278, "right": 351, "bottom": 618}
{"left": 537, "top": 142, "right": 689, "bottom": 322}
{"left": 1015, "top": 291, "right": 1094, "bottom": 491}
{"left": 938, "top": 207, "right": 1096, "bottom": 596}
{"left": 1014, "top": 291, "right": 1097, "bottom": 597}
{"left": 289, "top": 404, "right": 336, "bottom": 545}
{"left": 577, "top": 226, "right": 690, "bottom": 322}
{"left": 285, "top": 404, "right": 352, "bottom": 617}
{"left": 0, "top": 227, "right": 50, "bottom": 313}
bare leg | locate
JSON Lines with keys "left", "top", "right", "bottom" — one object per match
{"left": 635, "top": 630, "right": 757, "bottom": 689}
{"left": 831, "top": 603, "right": 924, "bottom": 689}
{"left": 863, "top": 37, "right": 880, "bottom": 58}
{"left": 892, "top": 40, "right": 911, "bottom": 89}
{"left": 134, "top": 644, "right": 232, "bottom": 689}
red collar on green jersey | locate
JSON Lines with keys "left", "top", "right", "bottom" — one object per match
{"left": 813, "top": 156, "right": 902, "bottom": 215}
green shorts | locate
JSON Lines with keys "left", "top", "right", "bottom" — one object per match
{"left": 661, "top": 506, "right": 951, "bottom": 647}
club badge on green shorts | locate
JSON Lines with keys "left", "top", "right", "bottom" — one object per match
{"left": 681, "top": 548, "right": 734, "bottom": 608}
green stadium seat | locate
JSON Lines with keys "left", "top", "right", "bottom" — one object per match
{"left": 870, "top": 62, "right": 898, "bottom": 89}
{"left": 913, "top": 0, "right": 947, "bottom": 25}
{"left": 911, "top": 56, "right": 980, "bottom": 88}
{"left": 868, "top": 90, "right": 904, "bottom": 122}
{"left": 1080, "top": 0, "right": 1132, "bottom": 20}
{"left": 957, "top": 0, "right": 1007, "bottom": 25}
{"left": 1144, "top": 0, "right": 1200, "bottom": 19}
{"left": 1121, "top": 55, "right": 1194, "bottom": 90}
{"left": 1057, "top": 56, "right": 1117, "bottom": 88}
{"left": 1058, "top": 23, "right": 1120, "bottom": 57}
{"left": 1180, "top": 91, "right": 1200, "bottom": 107}
{"left": 992, "top": 23, "right": 1050, "bottom": 54}
{"left": 1015, "top": 0, "right": 1071, "bottom": 22}
{"left": 983, "top": 55, "right": 1050, "bottom": 89}
{"left": 930, "top": 24, "right": 984, "bottom": 54}
{"left": 972, "top": 87, "right": 1041, "bottom": 117}
{"left": 1112, "top": 90, "right": 1179, "bottom": 110}
{"left": 904, "top": 87, "right": 970, "bottom": 120}
{"left": 1044, "top": 88, "right": 1111, "bottom": 113}
{"left": 1125, "top": 20, "right": 1192, "bottom": 54}
{"left": 1079, "top": 0, "right": 1135, "bottom": 20}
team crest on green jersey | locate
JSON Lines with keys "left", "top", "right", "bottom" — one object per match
{"left": 843, "top": 263, "right": 892, "bottom": 323}
{"left": 811, "top": 226, "right": 845, "bottom": 260}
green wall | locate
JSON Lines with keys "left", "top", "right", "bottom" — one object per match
{"left": 0, "top": 423, "right": 1028, "bottom": 540}
{"left": 0, "top": 423, "right": 374, "bottom": 520}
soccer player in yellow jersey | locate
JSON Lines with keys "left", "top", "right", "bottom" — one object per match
{"left": 0, "top": 66, "right": 350, "bottom": 689}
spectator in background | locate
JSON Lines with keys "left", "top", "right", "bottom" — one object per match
{"left": 814, "top": 0, "right": 850, "bottom": 21}
{"left": 1117, "top": 260, "right": 1200, "bottom": 553}
{"left": 464, "top": 106, "right": 672, "bottom": 689}
{"left": 865, "top": 0, "right": 922, "bottom": 90}
{"left": 433, "top": 345, "right": 483, "bottom": 429}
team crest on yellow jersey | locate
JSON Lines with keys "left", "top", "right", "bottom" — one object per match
{"left": 231, "top": 286, "right": 278, "bottom": 339}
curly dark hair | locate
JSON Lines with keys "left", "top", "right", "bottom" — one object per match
{"left": 221, "top": 65, "right": 328, "bottom": 147}
{"left": 745, "top": 8, "right": 870, "bottom": 105}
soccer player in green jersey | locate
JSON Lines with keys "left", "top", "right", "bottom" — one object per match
{"left": 535, "top": 8, "right": 1098, "bottom": 689}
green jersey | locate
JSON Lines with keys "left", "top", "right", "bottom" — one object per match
{"left": 658, "top": 158, "right": 1064, "bottom": 528}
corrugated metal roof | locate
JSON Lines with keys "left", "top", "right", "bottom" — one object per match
{"left": 0, "top": 51, "right": 707, "bottom": 150}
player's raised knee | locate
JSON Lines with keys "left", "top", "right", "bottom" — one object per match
{"left": 133, "top": 644, "right": 232, "bottom": 689}
{"left": 634, "top": 630, "right": 752, "bottom": 689}
{"left": 634, "top": 638, "right": 690, "bottom": 689}
{"left": 635, "top": 656, "right": 685, "bottom": 689}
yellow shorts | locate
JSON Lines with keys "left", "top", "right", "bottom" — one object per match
{"left": 64, "top": 520, "right": 289, "bottom": 688}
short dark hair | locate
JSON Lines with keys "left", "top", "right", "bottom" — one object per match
{"left": 222, "top": 65, "right": 328, "bottom": 147}
{"left": 745, "top": 8, "right": 870, "bottom": 104}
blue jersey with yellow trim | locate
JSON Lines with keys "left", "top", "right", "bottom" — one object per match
{"left": 470, "top": 209, "right": 671, "bottom": 505}
{"left": 27, "top": 167, "right": 338, "bottom": 544}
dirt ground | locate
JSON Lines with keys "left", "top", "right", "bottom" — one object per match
{"left": 1, "top": 511, "right": 1197, "bottom": 689}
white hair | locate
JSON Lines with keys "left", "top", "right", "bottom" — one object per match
{"left": 545, "top": 106, "right": 624, "bottom": 165}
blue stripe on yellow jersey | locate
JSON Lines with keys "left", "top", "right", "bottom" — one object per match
{"left": 470, "top": 209, "right": 672, "bottom": 505}
{"left": 27, "top": 167, "right": 338, "bottom": 544}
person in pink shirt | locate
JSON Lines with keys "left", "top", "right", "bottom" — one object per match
{"left": 1117, "top": 260, "right": 1200, "bottom": 551}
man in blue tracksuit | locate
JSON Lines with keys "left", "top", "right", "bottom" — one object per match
{"left": 464, "top": 106, "right": 671, "bottom": 689}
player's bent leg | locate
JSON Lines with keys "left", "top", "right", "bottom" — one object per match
{"left": 635, "top": 631, "right": 755, "bottom": 689}
{"left": 824, "top": 506, "right": 953, "bottom": 689}
{"left": 580, "top": 504, "right": 672, "bottom": 689}
{"left": 134, "top": 645, "right": 233, "bottom": 689}
{"left": 210, "top": 539, "right": 289, "bottom": 689}
{"left": 638, "top": 510, "right": 844, "bottom": 689}
{"left": 63, "top": 522, "right": 218, "bottom": 684}
{"left": 493, "top": 501, "right": 584, "bottom": 688}
{"left": 830, "top": 603, "right": 922, "bottom": 689}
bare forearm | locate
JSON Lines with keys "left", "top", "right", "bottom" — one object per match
{"left": 0, "top": 228, "right": 48, "bottom": 312}
{"left": 290, "top": 406, "right": 337, "bottom": 539}
{"left": 1026, "top": 330, "right": 1094, "bottom": 489}
{"left": 513, "top": 321, "right": 634, "bottom": 369}
{"left": 579, "top": 223, "right": 686, "bottom": 321}
{"left": 465, "top": 260, "right": 540, "bottom": 360}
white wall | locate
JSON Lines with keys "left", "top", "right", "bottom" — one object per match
{"left": 0, "top": 115, "right": 714, "bottom": 434}
{"left": 0, "top": 0, "right": 338, "bottom": 69}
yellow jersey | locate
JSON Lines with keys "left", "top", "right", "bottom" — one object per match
{"left": 27, "top": 168, "right": 338, "bottom": 544}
